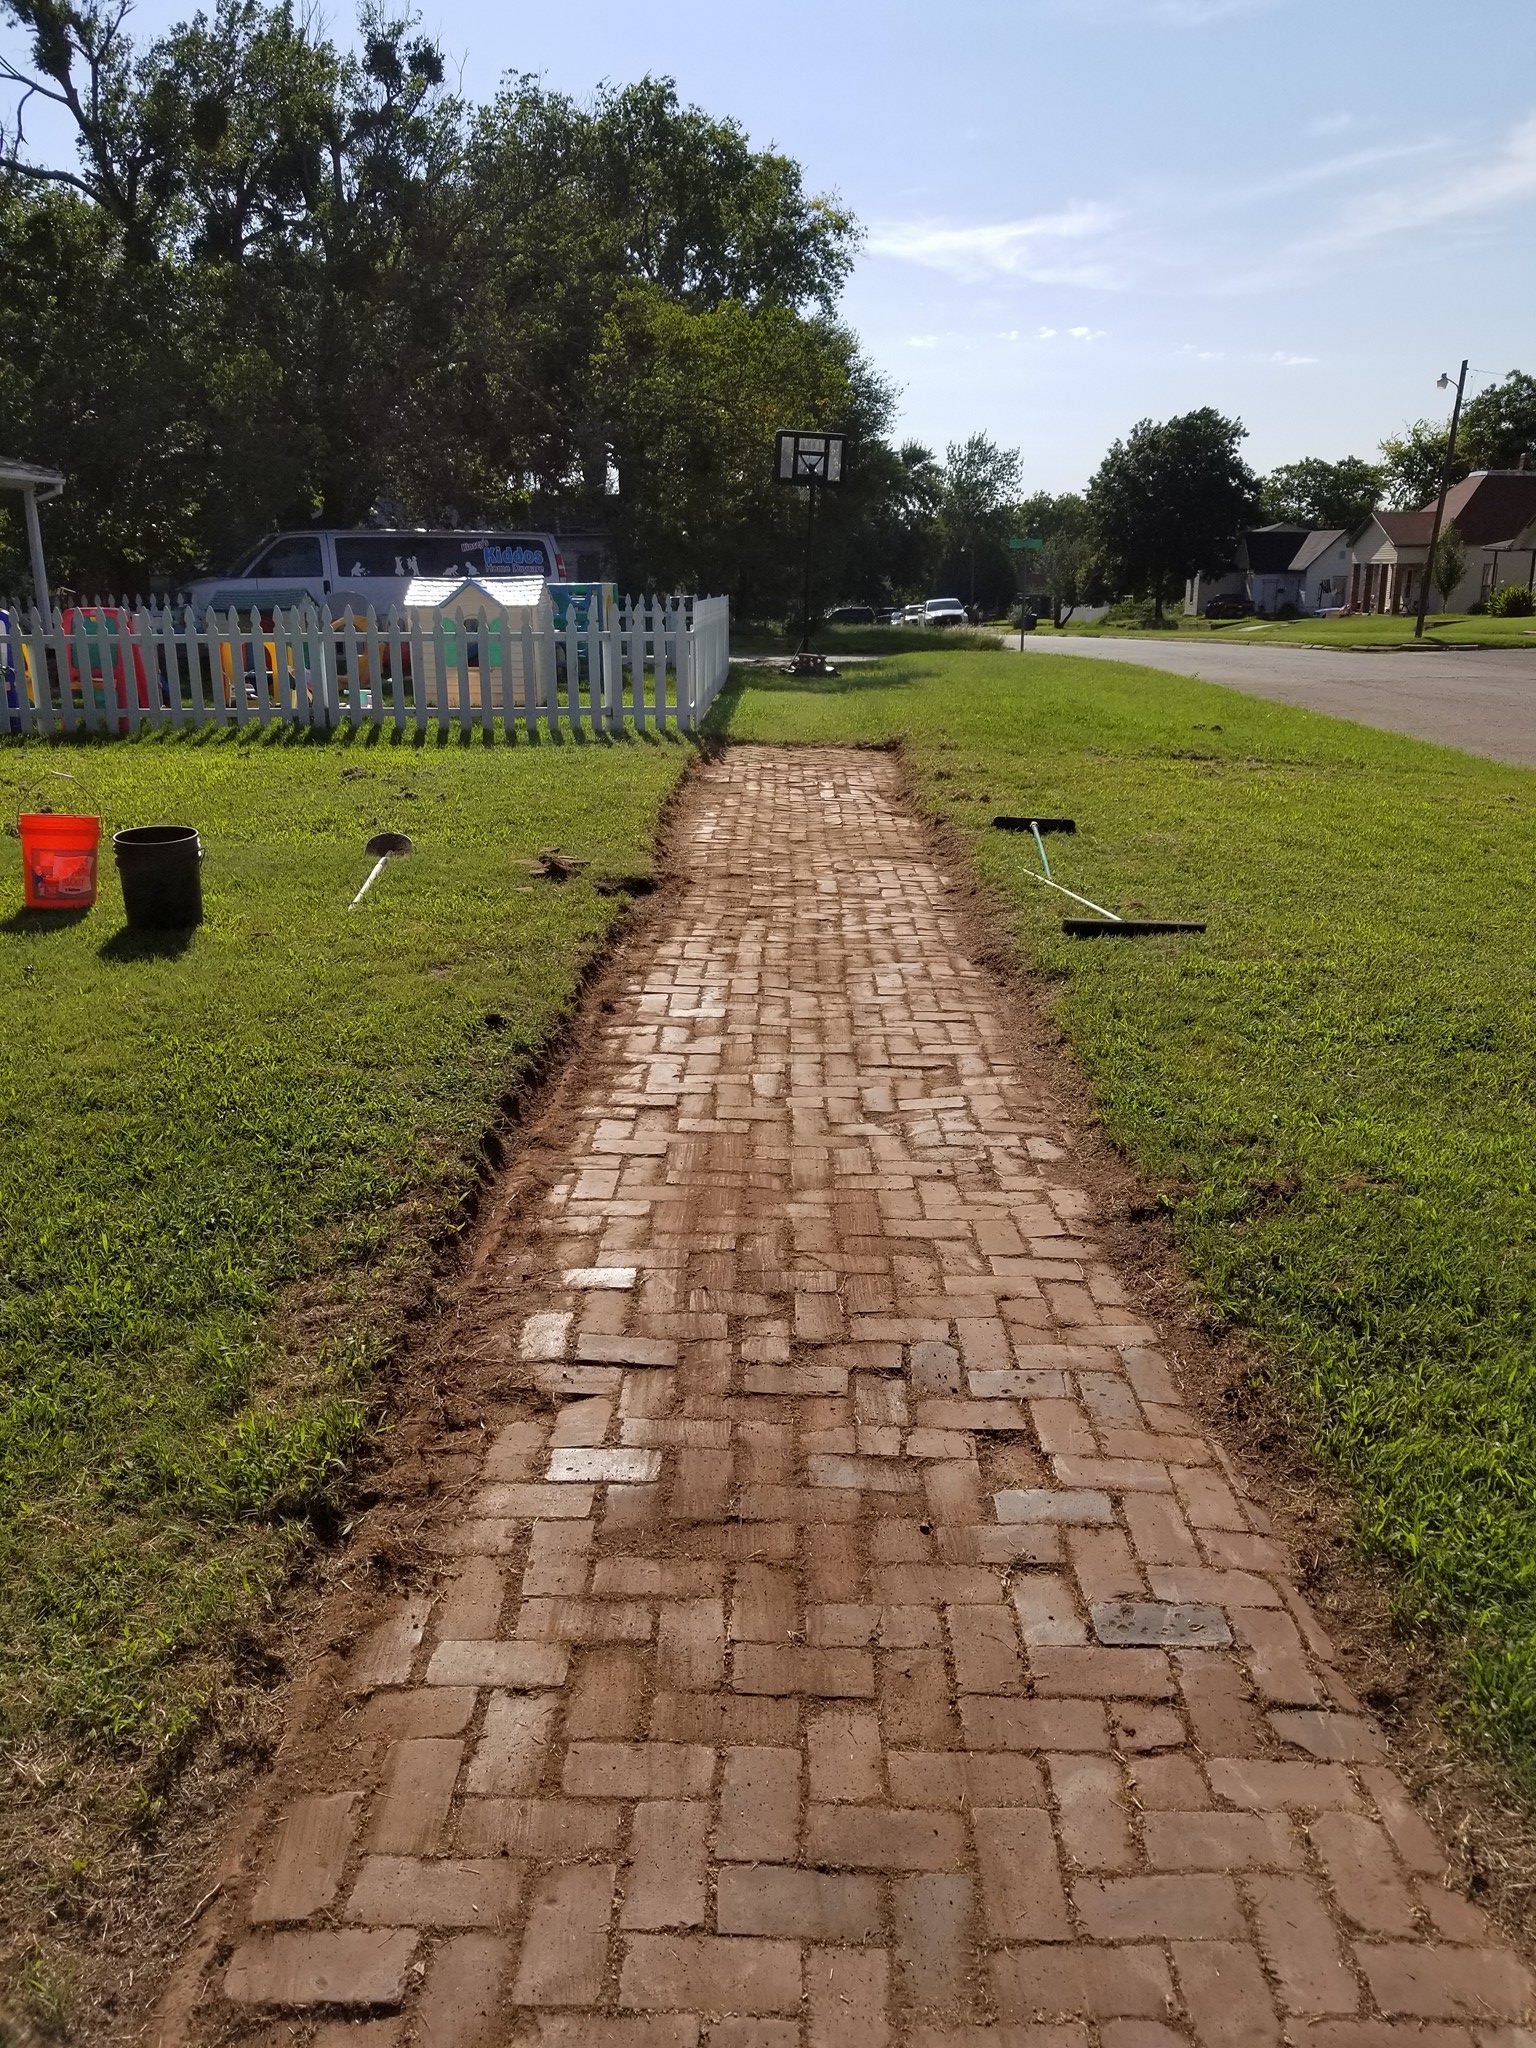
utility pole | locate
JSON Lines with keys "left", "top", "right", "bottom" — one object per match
{"left": 1415, "top": 358, "right": 1468, "bottom": 641}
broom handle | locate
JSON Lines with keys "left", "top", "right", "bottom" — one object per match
{"left": 1020, "top": 866, "right": 1123, "bottom": 923}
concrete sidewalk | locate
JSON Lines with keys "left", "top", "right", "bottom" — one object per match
{"left": 1022, "top": 634, "right": 1536, "bottom": 767}
{"left": 180, "top": 749, "right": 1533, "bottom": 2045}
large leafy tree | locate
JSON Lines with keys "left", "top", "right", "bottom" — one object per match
{"left": 1379, "top": 419, "right": 1456, "bottom": 510}
{"left": 1377, "top": 369, "right": 1535, "bottom": 516}
{"left": 936, "top": 431, "right": 1022, "bottom": 610}
{"left": 0, "top": 3, "right": 870, "bottom": 596}
{"left": 1036, "top": 530, "right": 1103, "bottom": 625}
{"left": 827, "top": 439, "right": 941, "bottom": 607}
{"left": 1260, "top": 455, "right": 1383, "bottom": 532}
{"left": 1460, "top": 371, "right": 1536, "bottom": 473}
{"left": 593, "top": 287, "right": 890, "bottom": 612}
{"left": 1087, "top": 408, "right": 1257, "bottom": 619}
{"left": 1017, "top": 489, "right": 1090, "bottom": 543}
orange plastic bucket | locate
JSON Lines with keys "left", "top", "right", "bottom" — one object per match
{"left": 19, "top": 812, "right": 101, "bottom": 911}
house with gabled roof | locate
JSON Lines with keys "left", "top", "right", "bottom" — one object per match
{"left": 1185, "top": 524, "right": 1309, "bottom": 616}
{"left": 1347, "top": 471, "right": 1536, "bottom": 614}
{"left": 1290, "top": 528, "right": 1350, "bottom": 613}
{"left": 1184, "top": 523, "right": 1347, "bottom": 617}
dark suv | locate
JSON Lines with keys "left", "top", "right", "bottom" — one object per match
{"left": 1203, "top": 594, "right": 1254, "bottom": 619}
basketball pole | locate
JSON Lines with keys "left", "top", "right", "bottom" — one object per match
{"left": 797, "top": 479, "right": 818, "bottom": 655}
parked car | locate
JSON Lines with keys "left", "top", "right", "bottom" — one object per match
{"left": 825, "top": 603, "right": 877, "bottom": 626}
{"left": 185, "top": 528, "right": 567, "bottom": 616}
{"left": 902, "top": 603, "right": 926, "bottom": 624}
{"left": 876, "top": 607, "right": 905, "bottom": 626}
{"left": 1203, "top": 594, "right": 1254, "bottom": 619}
{"left": 923, "top": 597, "right": 968, "bottom": 628}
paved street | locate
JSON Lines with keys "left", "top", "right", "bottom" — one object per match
{"left": 1021, "top": 635, "right": 1536, "bottom": 768}
{"left": 175, "top": 751, "right": 1532, "bottom": 2044}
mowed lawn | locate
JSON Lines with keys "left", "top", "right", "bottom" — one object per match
{"left": 0, "top": 728, "right": 687, "bottom": 1763}
{"left": 1041, "top": 611, "right": 1536, "bottom": 648}
{"left": 717, "top": 650, "right": 1536, "bottom": 1774}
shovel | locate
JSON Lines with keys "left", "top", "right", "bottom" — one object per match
{"left": 349, "top": 830, "right": 413, "bottom": 909}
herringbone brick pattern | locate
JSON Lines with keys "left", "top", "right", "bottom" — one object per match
{"left": 196, "top": 749, "right": 1532, "bottom": 2045}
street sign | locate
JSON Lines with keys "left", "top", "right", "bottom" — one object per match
{"left": 775, "top": 429, "right": 847, "bottom": 487}
{"left": 1009, "top": 536, "right": 1044, "bottom": 553}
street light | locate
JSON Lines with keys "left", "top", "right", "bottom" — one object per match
{"left": 1414, "top": 359, "right": 1468, "bottom": 641}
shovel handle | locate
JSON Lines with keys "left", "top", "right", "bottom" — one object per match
{"left": 348, "top": 856, "right": 389, "bottom": 910}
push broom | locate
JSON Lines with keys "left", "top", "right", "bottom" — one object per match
{"left": 993, "top": 814, "right": 1205, "bottom": 937}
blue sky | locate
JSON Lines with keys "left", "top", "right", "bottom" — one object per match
{"left": 8, "top": 0, "right": 1534, "bottom": 491}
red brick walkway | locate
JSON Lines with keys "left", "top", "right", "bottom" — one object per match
{"left": 190, "top": 749, "right": 1532, "bottom": 2045}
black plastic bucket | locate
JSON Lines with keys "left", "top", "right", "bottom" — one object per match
{"left": 114, "top": 824, "right": 203, "bottom": 929}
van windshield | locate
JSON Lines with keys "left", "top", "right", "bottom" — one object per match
{"left": 335, "top": 533, "right": 552, "bottom": 579}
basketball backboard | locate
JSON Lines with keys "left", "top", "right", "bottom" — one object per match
{"left": 775, "top": 430, "right": 847, "bottom": 487}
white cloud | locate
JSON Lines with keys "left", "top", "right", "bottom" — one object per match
{"left": 1312, "top": 111, "right": 1536, "bottom": 252}
{"left": 867, "top": 204, "right": 1123, "bottom": 286}
{"left": 907, "top": 334, "right": 940, "bottom": 349}
{"left": 869, "top": 108, "right": 1536, "bottom": 310}
{"left": 1222, "top": 110, "right": 1536, "bottom": 289}
{"left": 1037, "top": 325, "right": 1059, "bottom": 340}
{"left": 1308, "top": 110, "right": 1355, "bottom": 137}
{"left": 1068, "top": 325, "right": 1108, "bottom": 342}
{"left": 1180, "top": 344, "right": 1318, "bottom": 366}
{"left": 1223, "top": 138, "right": 1445, "bottom": 210}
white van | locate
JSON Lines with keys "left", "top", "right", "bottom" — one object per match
{"left": 186, "top": 529, "right": 566, "bottom": 614}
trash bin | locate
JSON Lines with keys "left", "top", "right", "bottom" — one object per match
{"left": 114, "top": 824, "right": 203, "bottom": 929}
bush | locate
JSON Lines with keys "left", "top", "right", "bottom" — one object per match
{"left": 1489, "top": 584, "right": 1535, "bottom": 617}
{"left": 1467, "top": 598, "right": 1488, "bottom": 616}
{"left": 1276, "top": 602, "right": 1300, "bottom": 621}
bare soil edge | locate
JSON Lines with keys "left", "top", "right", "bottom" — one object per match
{"left": 892, "top": 738, "right": 1536, "bottom": 1949}
{"left": 0, "top": 749, "right": 706, "bottom": 2048}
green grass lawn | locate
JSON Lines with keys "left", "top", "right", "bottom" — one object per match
{"left": 0, "top": 727, "right": 687, "bottom": 1767}
{"left": 1241, "top": 611, "right": 1536, "bottom": 649}
{"left": 716, "top": 650, "right": 1536, "bottom": 1776}
{"left": 1040, "top": 610, "right": 1536, "bottom": 649}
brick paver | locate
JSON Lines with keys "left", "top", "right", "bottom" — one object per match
{"left": 190, "top": 749, "right": 1532, "bottom": 2043}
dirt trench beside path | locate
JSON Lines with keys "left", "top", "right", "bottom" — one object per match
{"left": 162, "top": 746, "right": 1534, "bottom": 2045}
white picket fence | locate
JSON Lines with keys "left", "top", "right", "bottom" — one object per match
{"left": 0, "top": 594, "right": 730, "bottom": 740}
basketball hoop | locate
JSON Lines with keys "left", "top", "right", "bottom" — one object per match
{"left": 775, "top": 430, "right": 847, "bottom": 488}
{"left": 775, "top": 430, "right": 848, "bottom": 669}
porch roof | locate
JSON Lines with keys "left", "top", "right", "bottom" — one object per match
{"left": 0, "top": 457, "right": 64, "bottom": 492}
